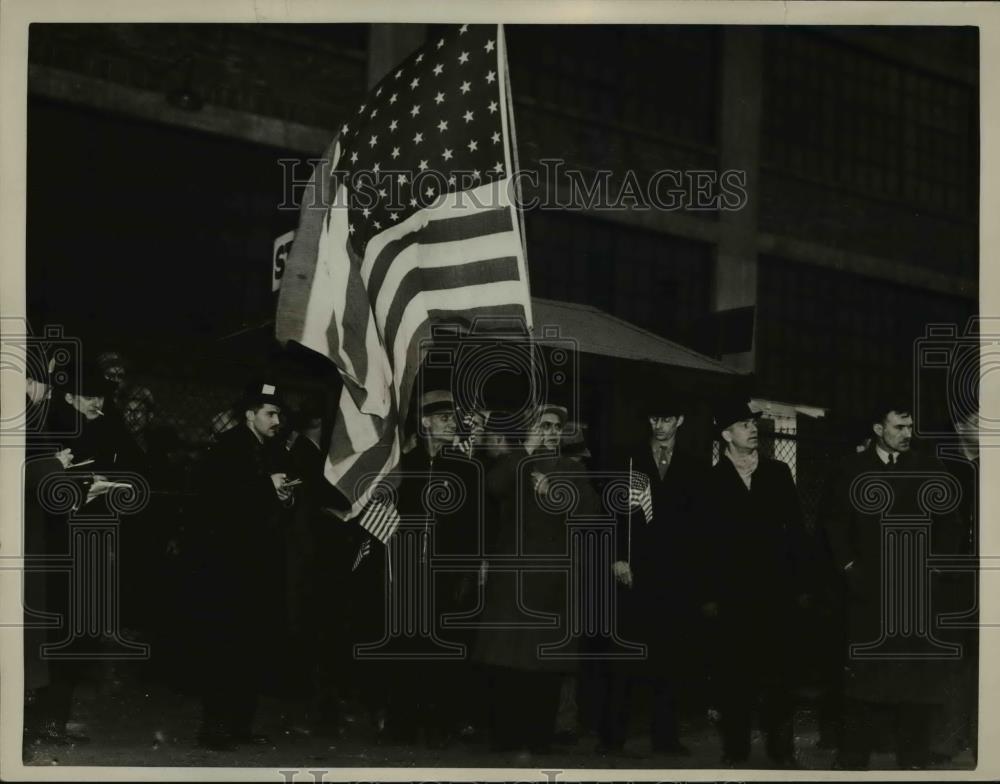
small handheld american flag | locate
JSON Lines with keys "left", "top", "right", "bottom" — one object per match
{"left": 352, "top": 498, "right": 402, "bottom": 570}
{"left": 629, "top": 470, "right": 653, "bottom": 524}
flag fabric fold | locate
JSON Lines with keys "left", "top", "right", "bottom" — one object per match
{"left": 276, "top": 23, "right": 533, "bottom": 522}
{"left": 629, "top": 470, "right": 654, "bottom": 524}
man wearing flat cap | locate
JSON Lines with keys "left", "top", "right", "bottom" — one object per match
{"left": 596, "top": 392, "right": 709, "bottom": 757}
{"left": 703, "top": 397, "right": 809, "bottom": 768}
{"left": 378, "top": 386, "right": 484, "bottom": 748}
{"left": 193, "top": 379, "right": 296, "bottom": 750}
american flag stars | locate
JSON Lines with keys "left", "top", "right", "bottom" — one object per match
{"left": 331, "top": 24, "right": 508, "bottom": 253}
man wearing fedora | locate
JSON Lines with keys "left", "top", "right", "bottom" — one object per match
{"left": 598, "top": 393, "right": 709, "bottom": 758}
{"left": 379, "top": 387, "right": 484, "bottom": 748}
{"left": 48, "top": 358, "right": 136, "bottom": 476}
{"left": 703, "top": 397, "right": 809, "bottom": 768}
{"left": 194, "top": 379, "right": 296, "bottom": 750}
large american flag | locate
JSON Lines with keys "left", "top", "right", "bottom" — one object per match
{"left": 276, "top": 23, "right": 532, "bottom": 520}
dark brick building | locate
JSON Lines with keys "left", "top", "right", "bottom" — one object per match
{"left": 26, "top": 23, "right": 978, "bottom": 438}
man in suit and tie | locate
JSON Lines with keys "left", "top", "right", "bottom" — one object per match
{"left": 822, "top": 401, "right": 965, "bottom": 769}
{"left": 599, "top": 393, "right": 709, "bottom": 757}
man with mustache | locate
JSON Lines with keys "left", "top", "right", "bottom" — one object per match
{"left": 194, "top": 379, "right": 296, "bottom": 751}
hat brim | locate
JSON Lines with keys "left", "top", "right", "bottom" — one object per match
{"left": 422, "top": 401, "right": 455, "bottom": 416}
{"left": 715, "top": 410, "right": 763, "bottom": 430}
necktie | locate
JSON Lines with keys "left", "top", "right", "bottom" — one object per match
{"left": 657, "top": 447, "right": 670, "bottom": 479}
{"left": 887, "top": 452, "right": 897, "bottom": 468}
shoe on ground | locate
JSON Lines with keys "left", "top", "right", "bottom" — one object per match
{"left": 832, "top": 754, "right": 869, "bottom": 770}
{"left": 596, "top": 742, "right": 645, "bottom": 759}
{"left": 652, "top": 740, "right": 691, "bottom": 756}
{"left": 768, "top": 754, "right": 801, "bottom": 769}
{"left": 553, "top": 729, "right": 578, "bottom": 745}
{"left": 424, "top": 728, "right": 452, "bottom": 750}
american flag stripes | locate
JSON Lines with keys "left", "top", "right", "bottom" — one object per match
{"left": 359, "top": 497, "right": 402, "bottom": 544}
{"left": 352, "top": 535, "right": 372, "bottom": 571}
{"left": 276, "top": 23, "right": 532, "bottom": 520}
{"left": 629, "top": 470, "right": 654, "bottom": 524}
{"left": 352, "top": 498, "right": 402, "bottom": 570}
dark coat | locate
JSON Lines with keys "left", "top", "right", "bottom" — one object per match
{"left": 23, "top": 398, "right": 65, "bottom": 690}
{"left": 395, "top": 444, "right": 484, "bottom": 636}
{"left": 473, "top": 447, "right": 601, "bottom": 672}
{"left": 46, "top": 397, "right": 140, "bottom": 476}
{"left": 193, "top": 424, "right": 293, "bottom": 683}
{"left": 822, "top": 444, "right": 965, "bottom": 705}
{"left": 611, "top": 444, "right": 711, "bottom": 673}
{"left": 705, "top": 454, "right": 808, "bottom": 676}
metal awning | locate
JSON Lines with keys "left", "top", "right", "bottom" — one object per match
{"left": 531, "top": 297, "right": 739, "bottom": 375}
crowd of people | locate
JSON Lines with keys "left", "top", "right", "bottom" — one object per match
{"left": 21, "top": 344, "right": 979, "bottom": 770}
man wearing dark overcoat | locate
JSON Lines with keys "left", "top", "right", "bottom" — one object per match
{"left": 22, "top": 345, "right": 82, "bottom": 745}
{"left": 598, "top": 394, "right": 708, "bottom": 757}
{"left": 823, "top": 402, "right": 966, "bottom": 769}
{"left": 380, "top": 388, "right": 483, "bottom": 748}
{"left": 194, "top": 380, "right": 296, "bottom": 750}
{"left": 703, "top": 397, "right": 809, "bottom": 768}
{"left": 474, "top": 403, "right": 601, "bottom": 754}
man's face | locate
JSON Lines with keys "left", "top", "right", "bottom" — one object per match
{"left": 248, "top": 403, "right": 282, "bottom": 439}
{"left": 422, "top": 409, "right": 457, "bottom": 446}
{"left": 874, "top": 411, "right": 913, "bottom": 453}
{"left": 104, "top": 365, "right": 126, "bottom": 390}
{"left": 649, "top": 415, "right": 683, "bottom": 442}
{"left": 66, "top": 392, "right": 104, "bottom": 421}
{"left": 124, "top": 399, "right": 153, "bottom": 431}
{"left": 534, "top": 412, "right": 564, "bottom": 451}
{"left": 724, "top": 418, "right": 758, "bottom": 451}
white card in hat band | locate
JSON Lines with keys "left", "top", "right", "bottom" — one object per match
{"left": 262, "top": 384, "right": 276, "bottom": 395}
